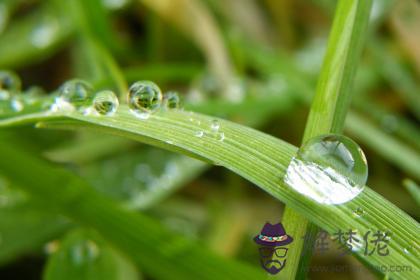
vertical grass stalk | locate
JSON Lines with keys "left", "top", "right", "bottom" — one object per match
{"left": 280, "top": 1, "right": 373, "bottom": 278}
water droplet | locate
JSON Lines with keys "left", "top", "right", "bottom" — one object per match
{"left": 195, "top": 131, "right": 204, "bottom": 138}
{"left": 10, "top": 98, "right": 23, "bottom": 112}
{"left": 352, "top": 207, "right": 365, "bottom": 218}
{"left": 71, "top": 240, "right": 99, "bottom": 265}
{"left": 92, "top": 90, "right": 119, "bottom": 116}
{"left": 52, "top": 80, "right": 93, "bottom": 113}
{"left": 128, "top": 81, "right": 162, "bottom": 119}
{"left": 0, "top": 71, "right": 21, "bottom": 99}
{"left": 210, "top": 119, "right": 220, "bottom": 132}
{"left": 284, "top": 134, "right": 368, "bottom": 205}
{"left": 163, "top": 91, "right": 181, "bottom": 109}
{"left": 216, "top": 132, "right": 225, "bottom": 141}
{"left": 23, "top": 86, "right": 45, "bottom": 105}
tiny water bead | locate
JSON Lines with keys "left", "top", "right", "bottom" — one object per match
{"left": 210, "top": 119, "right": 220, "bottom": 132}
{"left": 163, "top": 91, "right": 181, "bottom": 109}
{"left": 92, "top": 90, "right": 119, "bottom": 116}
{"left": 352, "top": 207, "right": 365, "bottom": 218}
{"left": 284, "top": 134, "right": 368, "bottom": 205}
{"left": 0, "top": 71, "right": 21, "bottom": 99}
{"left": 195, "top": 131, "right": 204, "bottom": 138}
{"left": 128, "top": 81, "right": 162, "bottom": 119}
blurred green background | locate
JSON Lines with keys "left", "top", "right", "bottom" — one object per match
{"left": 0, "top": 0, "right": 419, "bottom": 279}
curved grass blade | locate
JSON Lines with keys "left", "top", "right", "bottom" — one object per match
{"left": 0, "top": 105, "right": 418, "bottom": 279}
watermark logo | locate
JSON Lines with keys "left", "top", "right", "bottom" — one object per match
{"left": 253, "top": 222, "right": 293, "bottom": 275}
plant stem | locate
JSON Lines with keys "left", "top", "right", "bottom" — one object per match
{"left": 280, "top": 1, "right": 372, "bottom": 279}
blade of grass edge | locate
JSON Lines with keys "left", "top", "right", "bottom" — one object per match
{"left": 280, "top": 1, "right": 373, "bottom": 279}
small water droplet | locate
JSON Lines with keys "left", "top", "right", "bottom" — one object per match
{"left": 284, "top": 134, "right": 368, "bottom": 205}
{"left": 10, "top": 98, "right": 23, "bottom": 112}
{"left": 352, "top": 207, "right": 365, "bottom": 218}
{"left": 195, "top": 131, "right": 204, "bottom": 138}
{"left": 210, "top": 119, "right": 220, "bottom": 132}
{"left": 71, "top": 240, "right": 99, "bottom": 265}
{"left": 23, "top": 86, "right": 45, "bottom": 105}
{"left": 0, "top": 71, "right": 21, "bottom": 99}
{"left": 163, "top": 91, "right": 181, "bottom": 109}
{"left": 128, "top": 81, "right": 162, "bottom": 119}
{"left": 92, "top": 90, "right": 119, "bottom": 116}
{"left": 403, "top": 247, "right": 411, "bottom": 255}
{"left": 51, "top": 80, "right": 93, "bottom": 113}
{"left": 216, "top": 132, "right": 225, "bottom": 141}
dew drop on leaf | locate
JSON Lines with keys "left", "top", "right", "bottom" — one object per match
{"left": 210, "top": 119, "right": 220, "bottom": 132}
{"left": 128, "top": 81, "right": 162, "bottom": 119}
{"left": 52, "top": 79, "right": 93, "bottom": 113}
{"left": 0, "top": 70, "right": 21, "bottom": 100}
{"left": 163, "top": 91, "right": 181, "bottom": 109}
{"left": 195, "top": 131, "right": 204, "bottom": 138}
{"left": 10, "top": 98, "right": 23, "bottom": 112}
{"left": 284, "top": 134, "right": 368, "bottom": 205}
{"left": 71, "top": 239, "right": 100, "bottom": 265}
{"left": 92, "top": 90, "right": 119, "bottom": 116}
{"left": 352, "top": 207, "right": 365, "bottom": 218}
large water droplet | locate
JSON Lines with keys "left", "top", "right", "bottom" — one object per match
{"left": 163, "top": 91, "right": 181, "bottom": 109}
{"left": 284, "top": 134, "right": 368, "bottom": 205}
{"left": 51, "top": 80, "right": 93, "bottom": 113}
{"left": 92, "top": 90, "right": 119, "bottom": 116}
{"left": 0, "top": 71, "right": 21, "bottom": 100}
{"left": 128, "top": 81, "right": 162, "bottom": 119}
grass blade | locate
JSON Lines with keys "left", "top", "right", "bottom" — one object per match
{"left": 281, "top": 1, "right": 373, "bottom": 278}
{"left": 0, "top": 104, "right": 418, "bottom": 279}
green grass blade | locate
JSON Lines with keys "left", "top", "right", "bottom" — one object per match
{"left": 0, "top": 181, "right": 69, "bottom": 265}
{"left": 0, "top": 105, "right": 418, "bottom": 279}
{"left": 0, "top": 4, "right": 73, "bottom": 68}
{"left": 44, "top": 228, "right": 140, "bottom": 280}
{"left": 281, "top": 1, "right": 373, "bottom": 278}
{"left": 0, "top": 139, "right": 267, "bottom": 280}
{"left": 403, "top": 179, "right": 420, "bottom": 207}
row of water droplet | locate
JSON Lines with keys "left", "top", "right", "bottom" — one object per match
{"left": 0, "top": 70, "right": 181, "bottom": 118}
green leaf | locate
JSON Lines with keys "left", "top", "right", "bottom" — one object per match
{"left": 403, "top": 179, "right": 420, "bottom": 207}
{"left": 82, "top": 147, "right": 207, "bottom": 209}
{"left": 282, "top": 1, "right": 373, "bottom": 278}
{"left": 0, "top": 132, "right": 266, "bottom": 280}
{"left": 44, "top": 228, "right": 140, "bottom": 280}
{"left": 0, "top": 105, "right": 418, "bottom": 279}
{"left": 0, "top": 178, "right": 69, "bottom": 265}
